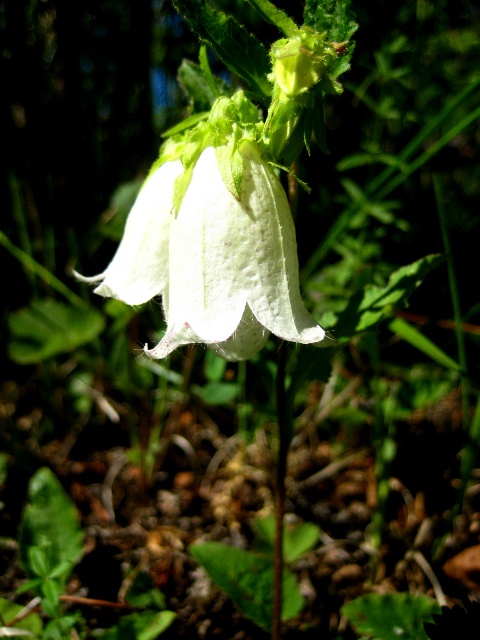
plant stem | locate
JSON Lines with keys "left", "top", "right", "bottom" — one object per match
{"left": 273, "top": 344, "right": 290, "bottom": 640}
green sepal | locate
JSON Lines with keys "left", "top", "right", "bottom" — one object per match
{"left": 305, "top": 89, "right": 329, "bottom": 154}
{"left": 276, "top": 109, "right": 308, "bottom": 166}
{"left": 168, "top": 91, "right": 263, "bottom": 213}
{"left": 269, "top": 161, "right": 311, "bottom": 193}
{"left": 215, "top": 141, "right": 244, "bottom": 201}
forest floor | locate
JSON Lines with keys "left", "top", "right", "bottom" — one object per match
{"left": 1, "top": 373, "right": 480, "bottom": 639}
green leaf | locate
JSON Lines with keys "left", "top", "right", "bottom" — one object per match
{"left": 203, "top": 349, "right": 228, "bottom": 382}
{"left": 193, "top": 381, "right": 240, "bottom": 406}
{"left": 304, "top": 0, "right": 357, "bottom": 78}
{"left": 326, "top": 254, "right": 444, "bottom": 339}
{"left": 19, "top": 467, "right": 84, "bottom": 586}
{"left": 171, "top": 0, "right": 271, "bottom": 99}
{"left": 28, "top": 546, "right": 50, "bottom": 578}
{"left": 0, "top": 597, "right": 43, "bottom": 637}
{"left": 162, "top": 111, "right": 210, "bottom": 139}
{"left": 190, "top": 542, "right": 304, "bottom": 631}
{"left": 244, "top": 0, "right": 298, "bottom": 37}
{"left": 178, "top": 59, "right": 224, "bottom": 113}
{"left": 100, "top": 611, "right": 177, "bottom": 640}
{"left": 41, "top": 578, "right": 62, "bottom": 613}
{"left": 8, "top": 298, "right": 105, "bottom": 364}
{"left": 389, "top": 317, "right": 460, "bottom": 371}
{"left": 252, "top": 516, "right": 322, "bottom": 562}
{"left": 124, "top": 573, "right": 167, "bottom": 610}
{"left": 341, "top": 592, "right": 441, "bottom": 640}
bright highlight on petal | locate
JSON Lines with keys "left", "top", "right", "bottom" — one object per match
{"left": 75, "top": 160, "right": 183, "bottom": 306}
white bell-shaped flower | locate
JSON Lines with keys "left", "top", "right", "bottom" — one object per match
{"left": 75, "top": 160, "right": 183, "bottom": 306}
{"left": 144, "top": 142, "right": 325, "bottom": 361}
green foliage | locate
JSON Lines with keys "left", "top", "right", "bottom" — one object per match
{"left": 0, "top": 597, "right": 43, "bottom": 637}
{"left": 341, "top": 592, "right": 441, "bottom": 640}
{"left": 190, "top": 542, "right": 305, "bottom": 631}
{"left": 98, "top": 611, "right": 176, "bottom": 640}
{"left": 252, "top": 515, "right": 322, "bottom": 562}
{"left": 304, "top": 0, "right": 358, "bottom": 77}
{"left": 16, "top": 468, "right": 85, "bottom": 637}
{"left": 19, "top": 467, "right": 84, "bottom": 585}
{"left": 8, "top": 299, "right": 105, "bottom": 365}
{"left": 3, "top": 0, "right": 480, "bottom": 637}
{"left": 124, "top": 573, "right": 168, "bottom": 610}
{"left": 171, "top": 0, "right": 272, "bottom": 100}
{"left": 318, "top": 254, "right": 444, "bottom": 339}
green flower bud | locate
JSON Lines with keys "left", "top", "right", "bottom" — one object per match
{"left": 270, "top": 27, "right": 337, "bottom": 99}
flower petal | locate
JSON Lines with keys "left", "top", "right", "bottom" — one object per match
{"left": 208, "top": 305, "right": 270, "bottom": 361}
{"left": 166, "top": 147, "right": 246, "bottom": 341}
{"left": 76, "top": 160, "right": 183, "bottom": 306}
{"left": 238, "top": 142, "right": 325, "bottom": 344}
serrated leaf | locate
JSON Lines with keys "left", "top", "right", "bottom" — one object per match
{"left": 172, "top": 0, "right": 271, "bottom": 99}
{"left": 304, "top": 0, "right": 357, "bottom": 78}
{"left": 19, "top": 468, "right": 84, "bottom": 586}
{"left": 8, "top": 299, "right": 105, "bottom": 364}
{"left": 341, "top": 592, "right": 440, "bottom": 640}
{"left": 190, "top": 542, "right": 304, "bottom": 631}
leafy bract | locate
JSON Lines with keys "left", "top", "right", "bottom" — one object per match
{"left": 304, "top": 0, "right": 358, "bottom": 78}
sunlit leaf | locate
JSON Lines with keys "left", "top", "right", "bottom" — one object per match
{"left": 304, "top": 0, "right": 358, "bottom": 78}
{"left": 324, "top": 254, "right": 444, "bottom": 338}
